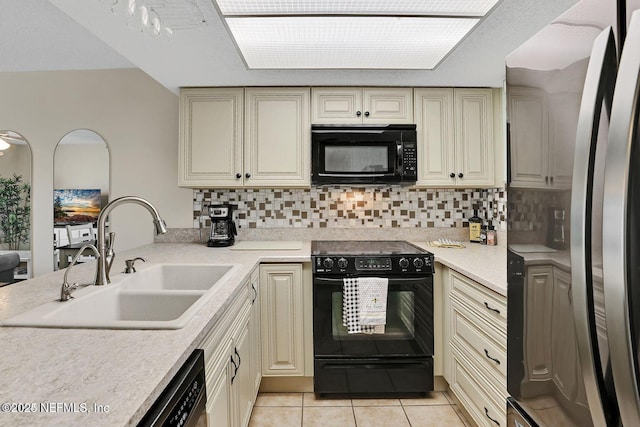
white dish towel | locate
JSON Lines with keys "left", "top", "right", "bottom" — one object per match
{"left": 343, "top": 277, "right": 388, "bottom": 334}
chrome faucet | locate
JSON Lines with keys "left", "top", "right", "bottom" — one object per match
{"left": 60, "top": 244, "right": 100, "bottom": 301}
{"left": 95, "top": 196, "right": 167, "bottom": 286}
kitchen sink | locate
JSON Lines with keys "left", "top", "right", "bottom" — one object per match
{"left": 2, "top": 263, "right": 238, "bottom": 330}
{"left": 124, "top": 264, "right": 234, "bottom": 291}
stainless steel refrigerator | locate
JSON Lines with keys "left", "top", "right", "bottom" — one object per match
{"left": 506, "top": 0, "right": 640, "bottom": 425}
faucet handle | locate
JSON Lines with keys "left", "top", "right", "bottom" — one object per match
{"left": 60, "top": 282, "right": 79, "bottom": 302}
{"left": 106, "top": 232, "right": 116, "bottom": 257}
{"left": 124, "top": 257, "right": 146, "bottom": 274}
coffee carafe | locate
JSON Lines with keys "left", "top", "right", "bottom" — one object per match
{"left": 547, "top": 207, "right": 566, "bottom": 250}
{"left": 207, "top": 204, "right": 237, "bottom": 247}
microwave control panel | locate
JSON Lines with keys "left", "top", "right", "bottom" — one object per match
{"left": 402, "top": 142, "right": 417, "bottom": 178}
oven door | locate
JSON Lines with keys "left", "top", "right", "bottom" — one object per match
{"left": 313, "top": 276, "right": 433, "bottom": 358}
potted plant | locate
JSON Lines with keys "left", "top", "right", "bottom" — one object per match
{"left": 0, "top": 173, "right": 31, "bottom": 251}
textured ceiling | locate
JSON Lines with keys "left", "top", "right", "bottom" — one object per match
{"left": 1, "top": 0, "right": 578, "bottom": 93}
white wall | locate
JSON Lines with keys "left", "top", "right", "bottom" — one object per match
{"left": 0, "top": 143, "right": 30, "bottom": 181}
{"left": 54, "top": 142, "right": 109, "bottom": 197}
{"left": 0, "top": 68, "right": 193, "bottom": 276}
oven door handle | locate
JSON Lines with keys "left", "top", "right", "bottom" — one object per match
{"left": 314, "top": 277, "right": 428, "bottom": 285}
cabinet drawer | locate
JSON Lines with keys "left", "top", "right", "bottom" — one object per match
{"left": 451, "top": 299, "right": 506, "bottom": 383}
{"left": 450, "top": 270, "right": 506, "bottom": 331}
{"left": 451, "top": 343, "right": 506, "bottom": 427}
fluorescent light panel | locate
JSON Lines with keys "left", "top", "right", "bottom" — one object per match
{"left": 214, "top": 0, "right": 500, "bottom": 69}
{"left": 226, "top": 17, "right": 478, "bottom": 69}
{"left": 216, "top": 0, "right": 499, "bottom": 16}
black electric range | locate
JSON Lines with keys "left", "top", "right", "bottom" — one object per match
{"left": 311, "top": 240, "right": 435, "bottom": 396}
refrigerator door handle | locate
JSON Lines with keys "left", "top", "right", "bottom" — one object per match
{"left": 571, "top": 26, "right": 617, "bottom": 427}
{"left": 604, "top": 9, "right": 640, "bottom": 427}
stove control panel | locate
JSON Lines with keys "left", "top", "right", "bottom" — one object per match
{"left": 313, "top": 254, "right": 433, "bottom": 275}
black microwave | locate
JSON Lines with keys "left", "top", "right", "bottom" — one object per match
{"left": 311, "top": 124, "right": 417, "bottom": 185}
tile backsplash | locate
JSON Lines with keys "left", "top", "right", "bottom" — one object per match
{"left": 193, "top": 186, "right": 507, "bottom": 232}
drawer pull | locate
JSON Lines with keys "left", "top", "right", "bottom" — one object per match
{"left": 484, "top": 302, "right": 501, "bottom": 315}
{"left": 485, "top": 407, "right": 500, "bottom": 426}
{"left": 484, "top": 349, "right": 501, "bottom": 365}
{"left": 230, "top": 355, "right": 238, "bottom": 384}
{"left": 251, "top": 283, "right": 257, "bottom": 304}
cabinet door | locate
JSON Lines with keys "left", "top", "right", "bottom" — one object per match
{"left": 244, "top": 88, "right": 310, "bottom": 187}
{"left": 548, "top": 93, "right": 580, "bottom": 189}
{"left": 508, "top": 86, "right": 549, "bottom": 189}
{"left": 551, "top": 268, "right": 579, "bottom": 401}
{"left": 249, "top": 268, "right": 262, "bottom": 398}
{"left": 232, "top": 316, "right": 253, "bottom": 427}
{"left": 363, "top": 87, "right": 413, "bottom": 124}
{"left": 525, "top": 266, "right": 553, "bottom": 382}
{"left": 454, "top": 89, "right": 495, "bottom": 187}
{"left": 311, "top": 87, "right": 363, "bottom": 124}
{"left": 414, "top": 88, "right": 456, "bottom": 186}
{"left": 206, "top": 336, "right": 233, "bottom": 427}
{"left": 179, "top": 88, "right": 244, "bottom": 187}
{"left": 260, "top": 264, "right": 305, "bottom": 376}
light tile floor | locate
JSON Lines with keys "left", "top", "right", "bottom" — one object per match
{"left": 249, "top": 392, "right": 474, "bottom": 427}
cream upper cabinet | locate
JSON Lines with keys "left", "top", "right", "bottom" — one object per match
{"left": 311, "top": 87, "right": 413, "bottom": 124}
{"left": 179, "top": 87, "right": 310, "bottom": 188}
{"left": 508, "top": 86, "right": 576, "bottom": 189}
{"left": 414, "top": 88, "right": 497, "bottom": 187}
{"left": 179, "top": 88, "right": 243, "bottom": 187}
{"left": 244, "top": 88, "right": 311, "bottom": 187}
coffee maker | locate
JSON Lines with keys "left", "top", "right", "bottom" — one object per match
{"left": 547, "top": 207, "right": 567, "bottom": 250}
{"left": 206, "top": 204, "right": 237, "bottom": 247}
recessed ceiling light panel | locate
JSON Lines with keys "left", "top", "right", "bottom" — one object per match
{"left": 226, "top": 17, "right": 479, "bottom": 69}
{"left": 215, "top": 0, "right": 500, "bottom": 17}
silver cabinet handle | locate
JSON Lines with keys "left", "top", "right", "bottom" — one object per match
{"left": 604, "top": 10, "right": 640, "bottom": 427}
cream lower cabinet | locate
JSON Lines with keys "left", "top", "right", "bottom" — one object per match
{"left": 202, "top": 268, "right": 261, "bottom": 427}
{"left": 179, "top": 87, "right": 310, "bottom": 188}
{"left": 260, "top": 263, "right": 313, "bottom": 377}
{"left": 523, "top": 266, "right": 588, "bottom": 410}
{"left": 443, "top": 267, "right": 508, "bottom": 427}
{"left": 414, "top": 88, "right": 501, "bottom": 188}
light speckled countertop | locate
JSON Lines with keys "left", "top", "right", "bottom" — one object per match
{"left": 0, "top": 240, "right": 505, "bottom": 426}
{"left": 413, "top": 242, "right": 507, "bottom": 296}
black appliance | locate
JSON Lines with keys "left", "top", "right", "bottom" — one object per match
{"left": 311, "top": 124, "right": 417, "bottom": 185}
{"left": 312, "top": 240, "right": 434, "bottom": 395}
{"left": 507, "top": 1, "right": 640, "bottom": 426}
{"left": 137, "top": 349, "right": 207, "bottom": 427}
{"left": 206, "top": 204, "right": 237, "bottom": 247}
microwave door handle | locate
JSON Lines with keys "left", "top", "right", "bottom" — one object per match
{"left": 397, "top": 142, "right": 403, "bottom": 175}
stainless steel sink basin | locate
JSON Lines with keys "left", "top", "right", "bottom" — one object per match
{"left": 2, "top": 263, "right": 238, "bottom": 330}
